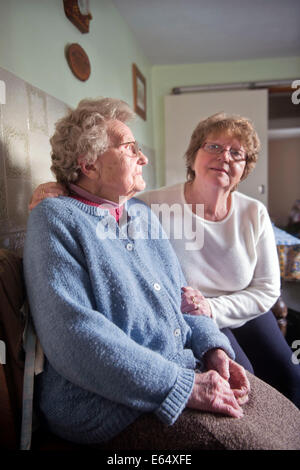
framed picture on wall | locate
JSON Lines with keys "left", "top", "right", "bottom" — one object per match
{"left": 132, "top": 63, "right": 146, "bottom": 120}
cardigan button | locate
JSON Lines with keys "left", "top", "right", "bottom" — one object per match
{"left": 153, "top": 283, "right": 161, "bottom": 291}
{"left": 174, "top": 328, "right": 181, "bottom": 337}
{"left": 126, "top": 243, "right": 133, "bottom": 251}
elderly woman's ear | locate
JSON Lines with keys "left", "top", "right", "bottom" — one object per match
{"left": 78, "top": 159, "right": 101, "bottom": 180}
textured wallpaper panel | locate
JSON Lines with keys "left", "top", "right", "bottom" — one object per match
{"left": 0, "top": 67, "right": 70, "bottom": 254}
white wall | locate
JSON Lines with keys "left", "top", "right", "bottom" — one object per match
{"left": 268, "top": 136, "right": 300, "bottom": 227}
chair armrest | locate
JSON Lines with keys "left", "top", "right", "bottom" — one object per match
{"left": 271, "top": 296, "right": 288, "bottom": 336}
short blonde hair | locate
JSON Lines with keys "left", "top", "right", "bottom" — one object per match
{"left": 50, "top": 98, "right": 135, "bottom": 184}
{"left": 185, "top": 112, "right": 261, "bottom": 188}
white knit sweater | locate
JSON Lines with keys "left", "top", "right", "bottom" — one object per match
{"left": 138, "top": 183, "right": 280, "bottom": 330}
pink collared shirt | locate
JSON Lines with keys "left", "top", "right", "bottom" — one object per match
{"left": 69, "top": 184, "right": 123, "bottom": 222}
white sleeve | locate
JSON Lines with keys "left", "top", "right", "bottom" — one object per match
{"left": 207, "top": 205, "right": 281, "bottom": 330}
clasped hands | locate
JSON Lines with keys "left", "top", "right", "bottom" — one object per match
{"left": 182, "top": 287, "right": 250, "bottom": 418}
{"left": 187, "top": 348, "right": 250, "bottom": 418}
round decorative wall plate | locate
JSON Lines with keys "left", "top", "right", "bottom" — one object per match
{"left": 66, "top": 43, "right": 91, "bottom": 81}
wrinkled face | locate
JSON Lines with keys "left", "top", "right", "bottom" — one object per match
{"left": 94, "top": 120, "right": 148, "bottom": 199}
{"left": 192, "top": 132, "right": 246, "bottom": 191}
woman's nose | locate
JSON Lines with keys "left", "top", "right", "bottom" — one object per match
{"left": 137, "top": 150, "right": 148, "bottom": 166}
{"left": 218, "top": 148, "right": 231, "bottom": 162}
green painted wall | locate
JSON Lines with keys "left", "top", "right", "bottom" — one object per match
{"left": 0, "top": 0, "right": 153, "bottom": 148}
{"left": 152, "top": 57, "right": 300, "bottom": 186}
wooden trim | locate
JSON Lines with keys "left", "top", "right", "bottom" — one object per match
{"left": 268, "top": 86, "right": 294, "bottom": 94}
{"left": 132, "top": 63, "right": 146, "bottom": 121}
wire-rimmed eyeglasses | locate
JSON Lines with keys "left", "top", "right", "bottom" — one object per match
{"left": 202, "top": 142, "right": 247, "bottom": 162}
{"left": 117, "top": 140, "right": 141, "bottom": 157}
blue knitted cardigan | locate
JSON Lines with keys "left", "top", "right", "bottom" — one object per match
{"left": 23, "top": 196, "right": 234, "bottom": 444}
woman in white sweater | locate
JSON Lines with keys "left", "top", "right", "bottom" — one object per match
{"left": 30, "top": 112, "right": 300, "bottom": 408}
{"left": 137, "top": 113, "right": 300, "bottom": 409}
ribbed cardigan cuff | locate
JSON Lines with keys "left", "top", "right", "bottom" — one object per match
{"left": 200, "top": 332, "right": 236, "bottom": 361}
{"left": 155, "top": 367, "right": 195, "bottom": 425}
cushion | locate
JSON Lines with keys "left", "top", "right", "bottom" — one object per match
{"left": 99, "top": 372, "right": 300, "bottom": 450}
{"left": 273, "top": 224, "right": 300, "bottom": 281}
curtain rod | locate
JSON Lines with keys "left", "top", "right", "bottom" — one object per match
{"left": 268, "top": 127, "right": 300, "bottom": 140}
{"left": 172, "top": 79, "right": 297, "bottom": 94}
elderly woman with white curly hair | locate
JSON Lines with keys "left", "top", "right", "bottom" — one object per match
{"left": 24, "top": 98, "right": 300, "bottom": 450}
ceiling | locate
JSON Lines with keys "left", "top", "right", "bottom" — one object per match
{"left": 111, "top": 0, "right": 300, "bottom": 65}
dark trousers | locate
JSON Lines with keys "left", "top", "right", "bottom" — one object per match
{"left": 221, "top": 310, "right": 300, "bottom": 409}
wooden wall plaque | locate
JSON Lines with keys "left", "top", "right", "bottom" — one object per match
{"left": 66, "top": 43, "right": 91, "bottom": 81}
{"left": 63, "top": 0, "right": 92, "bottom": 34}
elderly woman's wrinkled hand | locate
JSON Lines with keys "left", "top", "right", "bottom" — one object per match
{"left": 29, "top": 182, "right": 68, "bottom": 211}
{"left": 204, "top": 348, "right": 250, "bottom": 406}
{"left": 187, "top": 370, "right": 244, "bottom": 418}
{"left": 181, "top": 286, "right": 212, "bottom": 318}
